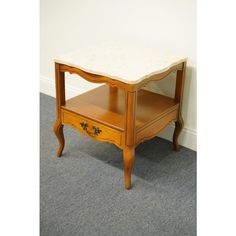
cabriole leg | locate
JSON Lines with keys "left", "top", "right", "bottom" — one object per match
{"left": 173, "top": 62, "right": 186, "bottom": 152}
{"left": 54, "top": 119, "right": 65, "bottom": 157}
{"left": 54, "top": 63, "right": 65, "bottom": 157}
{"left": 173, "top": 115, "right": 184, "bottom": 151}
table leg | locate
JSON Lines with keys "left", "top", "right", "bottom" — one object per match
{"left": 54, "top": 120, "right": 65, "bottom": 157}
{"left": 173, "top": 62, "right": 186, "bottom": 151}
{"left": 173, "top": 116, "right": 184, "bottom": 151}
{"left": 123, "top": 146, "right": 135, "bottom": 189}
{"left": 54, "top": 63, "right": 65, "bottom": 157}
{"left": 123, "top": 91, "right": 137, "bottom": 189}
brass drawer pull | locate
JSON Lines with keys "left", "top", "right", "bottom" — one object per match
{"left": 80, "top": 122, "right": 102, "bottom": 136}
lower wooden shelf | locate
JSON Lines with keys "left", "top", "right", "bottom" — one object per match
{"left": 61, "top": 85, "right": 179, "bottom": 132}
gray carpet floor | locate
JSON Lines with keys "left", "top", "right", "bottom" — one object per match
{"left": 40, "top": 93, "right": 196, "bottom": 236}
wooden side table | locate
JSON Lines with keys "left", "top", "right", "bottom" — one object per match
{"left": 53, "top": 43, "right": 187, "bottom": 189}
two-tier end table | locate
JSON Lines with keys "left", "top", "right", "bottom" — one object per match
{"left": 53, "top": 43, "right": 187, "bottom": 189}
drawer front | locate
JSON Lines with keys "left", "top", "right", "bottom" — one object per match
{"left": 61, "top": 109, "right": 123, "bottom": 148}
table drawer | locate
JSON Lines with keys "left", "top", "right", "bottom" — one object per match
{"left": 61, "top": 109, "right": 123, "bottom": 148}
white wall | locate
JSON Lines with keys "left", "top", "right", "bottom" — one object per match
{"left": 40, "top": 0, "right": 196, "bottom": 150}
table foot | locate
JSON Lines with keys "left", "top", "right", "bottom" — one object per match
{"left": 173, "top": 116, "right": 184, "bottom": 151}
{"left": 123, "top": 146, "right": 135, "bottom": 189}
{"left": 54, "top": 119, "right": 65, "bottom": 157}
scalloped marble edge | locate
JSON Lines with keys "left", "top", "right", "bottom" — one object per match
{"left": 54, "top": 57, "right": 187, "bottom": 85}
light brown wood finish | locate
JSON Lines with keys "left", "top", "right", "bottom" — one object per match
{"left": 173, "top": 62, "right": 186, "bottom": 151}
{"left": 53, "top": 119, "right": 64, "bottom": 157}
{"left": 61, "top": 85, "right": 178, "bottom": 132}
{"left": 62, "top": 110, "right": 124, "bottom": 149}
{"left": 54, "top": 63, "right": 65, "bottom": 157}
{"left": 123, "top": 91, "right": 137, "bottom": 189}
{"left": 60, "top": 63, "right": 183, "bottom": 92}
{"left": 54, "top": 61, "right": 186, "bottom": 189}
{"left": 123, "top": 146, "right": 135, "bottom": 189}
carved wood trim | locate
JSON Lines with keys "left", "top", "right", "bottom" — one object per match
{"left": 136, "top": 63, "right": 183, "bottom": 90}
{"left": 59, "top": 64, "right": 135, "bottom": 91}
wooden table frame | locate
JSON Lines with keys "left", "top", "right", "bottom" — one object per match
{"left": 54, "top": 61, "right": 186, "bottom": 189}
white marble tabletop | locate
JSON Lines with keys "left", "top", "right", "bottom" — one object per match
{"left": 54, "top": 41, "right": 187, "bottom": 84}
